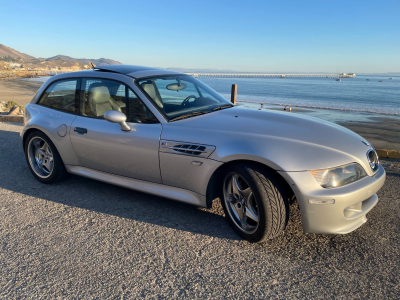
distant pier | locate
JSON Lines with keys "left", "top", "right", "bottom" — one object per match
{"left": 28, "top": 70, "right": 357, "bottom": 79}
{"left": 187, "top": 73, "right": 356, "bottom": 79}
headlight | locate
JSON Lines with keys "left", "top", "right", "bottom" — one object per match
{"left": 310, "top": 163, "right": 367, "bottom": 188}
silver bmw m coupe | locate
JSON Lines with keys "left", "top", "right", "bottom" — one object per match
{"left": 22, "top": 65, "right": 386, "bottom": 243}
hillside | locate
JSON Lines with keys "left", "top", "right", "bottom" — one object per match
{"left": 0, "top": 44, "right": 122, "bottom": 67}
{"left": 0, "top": 43, "right": 123, "bottom": 78}
{"left": 46, "top": 55, "right": 121, "bottom": 66}
{"left": 0, "top": 44, "right": 35, "bottom": 61}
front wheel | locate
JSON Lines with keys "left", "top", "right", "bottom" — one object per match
{"left": 220, "top": 163, "right": 289, "bottom": 243}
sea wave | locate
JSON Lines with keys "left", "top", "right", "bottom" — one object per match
{"left": 19, "top": 76, "right": 50, "bottom": 82}
{"left": 220, "top": 93, "right": 400, "bottom": 116}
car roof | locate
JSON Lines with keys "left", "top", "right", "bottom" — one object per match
{"left": 94, "top": 64, "right": 184, "bottom": 78}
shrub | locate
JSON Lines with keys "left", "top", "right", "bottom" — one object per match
{"left": 3, "top": 101, "right": 25, "bottom": 112}
{"left": 0, "top": 56, "right": 21, "bottom": 63}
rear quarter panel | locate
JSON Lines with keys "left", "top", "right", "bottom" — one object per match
{"left": 23, "top": 104, "right": 80, "bottom": 166}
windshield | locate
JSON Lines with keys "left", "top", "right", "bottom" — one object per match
{"left": 136, "top": 75, "right": 232, "bottom": 121}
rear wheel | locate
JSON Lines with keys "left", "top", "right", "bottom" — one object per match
{"left": 220, "top": 163, "right": 289, "bottom": 243}
{"left": 25, "top": 131, "right": 67, "bottom": 183}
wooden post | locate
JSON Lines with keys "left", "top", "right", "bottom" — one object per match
{"left": 231, "top": 84, "right": 237, "bottom": 105}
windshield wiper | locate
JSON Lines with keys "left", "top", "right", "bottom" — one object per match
{"left": 212, "top": 104, "right": 234, "bottom": 111}
{"left": 169, "top": 104, "right": 233, "bottom": 122}
{"left": 169, "top": 110, "right": 211, "bottom": 122}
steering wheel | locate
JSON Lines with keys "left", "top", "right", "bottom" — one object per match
{"left": 180, "top": 95, "right": 197, "bottom": 108}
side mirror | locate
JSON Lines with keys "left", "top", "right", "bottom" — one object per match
{"left": 104, "top": 110, "right": 131, "bottom": 131}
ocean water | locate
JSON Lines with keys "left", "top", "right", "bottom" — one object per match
{"left": 201, "top": 75, "right": 400, "bottom": 121}
{"left": 28, "top": 75, "right": 400, "bottom": 122}
{"left": 25, "top": 76, "right": 51, "bottom": 82}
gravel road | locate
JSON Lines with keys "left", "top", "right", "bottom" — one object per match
{"left": 0, "top": 122, "right": 399, "bottom": 299}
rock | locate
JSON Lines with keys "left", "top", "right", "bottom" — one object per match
{"left": 8, "top": 105, "right": 23, "bottom": 116}
{"left": 376, "top": 149, "right": 388, "bottom": 158}
{"left": 387, "top": 150, "right": 400, "bottom": 159}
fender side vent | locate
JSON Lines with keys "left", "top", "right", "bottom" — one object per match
{"left": 160, "top": 140, "right": 215, "bottom": 158}
{"left": 173, "top": 144, "right": 206, "bottom": 155}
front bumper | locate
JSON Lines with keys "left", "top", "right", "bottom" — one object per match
{"left": 279, "top": 164, "right": 386, "bottom": 234}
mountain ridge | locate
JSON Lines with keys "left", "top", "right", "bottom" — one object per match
{"left": 0, "top": 44, "right": 35, "bottom": 61}
{"left": 0, "top": 44, "right": 121, "bottom": 66}
{"left": 45, "top": 55, "right": 121, "bottom": 66}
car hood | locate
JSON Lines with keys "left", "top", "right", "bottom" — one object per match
{"left": 161, "top": 107, "right": 375, "bottom": 174}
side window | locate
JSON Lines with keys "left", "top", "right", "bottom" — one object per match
{"left": 38, "top": 79, "right": 80, "bottom": 114}
{"left": 80, "top": 78, "right": 127, "bottom": 118}
{"left": 127, "top": 89, "right": 159, "bottom": 124}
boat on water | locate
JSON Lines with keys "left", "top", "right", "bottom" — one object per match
{"left": 389, "top": 77, "right": 393, "bottom": 79}
{"left": 378, "top": 80, "right": 384, "bottom": 82}
{"left": 334, "top": 70, "right": 341, "bottom": 81}
{"left": 366, "top": 79, "right": 370, "bottom": 81}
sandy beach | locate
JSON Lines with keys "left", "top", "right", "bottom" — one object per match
{"left": 338, "top": 117, "right": 400, "bottom": 151}
{"left": 1, "top": 79, "right": 399, "bottom": 151}
{"left": 0, "top": 79, "right": 43, "bottom": 107}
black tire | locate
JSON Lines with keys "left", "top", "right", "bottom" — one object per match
{"left": 219, "top": 162, "right": 289, "bottom": 243}
{"left": 24, "top": 130, "right": 67, "bottom": 184}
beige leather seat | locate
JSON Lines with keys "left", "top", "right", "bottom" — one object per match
{"left": 141, "top": 81, "right": 163, "bottom": 108}
{"left": 88, "top": 85, "right": 121, "bottom": 117}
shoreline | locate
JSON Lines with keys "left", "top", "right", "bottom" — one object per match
{"left": 0, "top": 70, "right": 39, "bottom": 80}
{"left": 1, "top": 78, "right": 399, "bottom": 151}
{"left": 238, "top": 100, "right": 400, "bottom": 120}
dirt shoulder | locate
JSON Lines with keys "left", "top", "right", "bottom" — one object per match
{"left": 0, "top": 122, "right": 399, "bottom": 298}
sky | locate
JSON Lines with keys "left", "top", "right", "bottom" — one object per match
{"left": 1, "top": 0, "right": 399, "bottom": 73}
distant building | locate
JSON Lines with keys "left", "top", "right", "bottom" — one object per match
{"left": 9, "top": 62, "right": 22, "bottom": 69}
{"left": 340, "top": 72, "right": 356, "bottom": 78}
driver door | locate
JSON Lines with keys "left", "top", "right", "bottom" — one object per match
{"left": 70, "top": 78, "right": 162, "bottom": 183}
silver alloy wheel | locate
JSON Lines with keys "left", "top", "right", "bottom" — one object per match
{"left": 27, "top": 137, "right": 54, "bottom": 178}
{"left": 223, "top": 173, "right": 259, "bottom": 234}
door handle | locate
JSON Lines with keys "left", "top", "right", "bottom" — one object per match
{"left": 74, "top": 127, "right": 87, "bottom": 134}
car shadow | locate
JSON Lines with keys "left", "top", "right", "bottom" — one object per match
{"left": 386, "top": 172, "right": 400, "bottom": 178}
{"left": 1, "top": 128, "right": 243, "bottom": 241}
